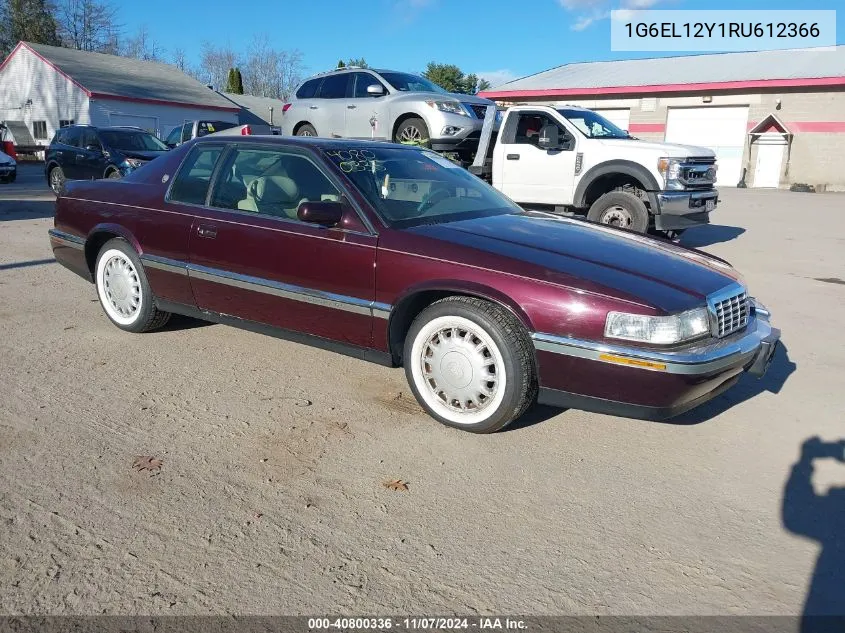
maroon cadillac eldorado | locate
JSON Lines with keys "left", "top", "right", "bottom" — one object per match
{"left": 48, "top": 136, "right": 781, "bottom": 433}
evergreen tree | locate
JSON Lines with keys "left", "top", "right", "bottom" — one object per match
{"left": 336, "top": 59, "right": 345, "bottom": 68}
{"left": 233, "top": 67, "right": 244, "bottom": 94}
{"left": 224, "top": 67, "right": 237, "bottom": 92}
{"left": 0, "top": 0, "right": 62, "bottom": 59}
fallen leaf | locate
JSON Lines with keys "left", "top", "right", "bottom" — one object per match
{"left": 383, "top": 479, "right": 409, "bottom": 492}
{"left": 132, "top": 456, "right": 163, "bottom": 474}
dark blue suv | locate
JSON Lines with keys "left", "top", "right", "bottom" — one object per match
{"left": 45, "top": 125, "right": 169, "bottom": 194}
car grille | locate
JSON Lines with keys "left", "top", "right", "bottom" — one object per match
{"left": 465, "top": 104, "right": 490, "bottom": 119}
{"left": 711, "top": 289, "right": 749, "bottom": 337}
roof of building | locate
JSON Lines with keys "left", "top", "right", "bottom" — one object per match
{"left": 480, "top": 46, "right": 845, "bottom": 99}
{"left": 5, "top": 42, "right": 239, "bottom": 111}
{"left": 221, "top": 92, "right": 286, "bottom": 125}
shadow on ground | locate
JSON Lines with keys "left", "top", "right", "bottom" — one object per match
{"left": 782, "top": 436, "right": 845, "bottom": 631}
{"left": 681, "top": 225, "right": 746, "bottom": 248}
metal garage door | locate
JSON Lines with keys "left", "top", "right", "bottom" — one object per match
{"left": 594, "top": 109, "right": 630, "bottom": 132}
{"left": 665, "top": 106, "right": 749, "bottom": 187}
{"left": 108, "top": 114, "right": 159, "bottom": 136}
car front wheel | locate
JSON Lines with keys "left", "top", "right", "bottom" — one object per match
{"left": 296, "top": 123, "right": 317, "bottom": 137}
{"left": 403, "top": 296, "right": 537, "bottom": 433}
{"left": 49, "top": 165, "right": 65, "bottom": 195}
{"left": 95, "top": 238, "right": 171, "bottom": 333}
{"left": 586, "top": 191, "right": 649, "bottom": 233}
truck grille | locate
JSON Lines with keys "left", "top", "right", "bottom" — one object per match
{"left": 710, "top": 289, "right": 749, "bottom": 337}
{"left": 465, "top": 104, "right": 489, "bottom": 119}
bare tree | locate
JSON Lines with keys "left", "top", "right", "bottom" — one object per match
{"left": 56, "top": 0, "right": 120, "bottom": 52}
{"left": 197, "top": 41, "right": 239, "bottom": 91}
{"left": 241, "top": 34, "right": 303, "bottom": 100}
{"left": 121, "top": 24, "right": 161, "bottom": 61}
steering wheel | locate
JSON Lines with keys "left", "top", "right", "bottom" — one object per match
{"left": 416, "top": 186, "right": 452, "bottom": 215}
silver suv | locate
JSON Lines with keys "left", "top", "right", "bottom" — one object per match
{"left": 282, "top": 68, "right": 497, "bottom": 159}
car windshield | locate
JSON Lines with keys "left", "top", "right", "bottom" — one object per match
{"left": 378, "top": 72, "right": 447, "bottom": 94}
{"left": 100, "top": 130, "right": 168, "bottom": 151}
{"left": 323, "top": 147, "right": 520, "bottom": 228}
{"left": 557, "top": 108, "right": 631, "bottom": 139}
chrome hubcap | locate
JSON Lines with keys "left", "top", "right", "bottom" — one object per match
{"left": 50, "top": 170, "right": 62, "bottom": 192}
{"left": 103, "top": 255, "right": 141, "bottom": 317}
{"left": 602, "top": 205, "right": 632, "bottom": 227}
{"left": 299, "top": 129, "right": 314, "bottom": 137}
{"left": 399, "top": 126, "right": 423, "bottom": 143}
{"left": 420, "top": 325, "right": 499, "bottom": 413}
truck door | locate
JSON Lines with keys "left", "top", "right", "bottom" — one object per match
{"left": 495, "top": 110, "right": 577, "bottom": 206}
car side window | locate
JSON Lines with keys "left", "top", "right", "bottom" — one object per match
{"left": 181, "top": 123, "right": 192, "bottom": 143}
{"left": 165, "top": 126, "right": 181, "bottom": 146}
{"left": 81, "top": 129, "right": 101, "bottom": 150}
{"left": 63, "top": 128, "right": 82, "bottom": 148}
{"left": 318, "top": 74, "right": 350, "bottom": 99}
{"left": 353, "top": 73, "right": 384, "bottom": 98}
{"left": 210, "top": 148, "right": 341, "bottom": 221}
{"left": 296, "top": 78, "right": 321, "bottom": 99}
{"left": 512, "top": 112, "right": 567, "bottom": 148}
{"left": 168, "top": 145, "right": 224, "bottom": 206}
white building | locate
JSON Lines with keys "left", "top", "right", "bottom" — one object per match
{"left": 0, "top": 42, "right": 241, "bottom": 147}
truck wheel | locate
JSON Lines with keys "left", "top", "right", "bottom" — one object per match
{"left": 296, "top": 123, "right": 317, "bottom": 137}
{"left": 587, "top": 191, "right": 649, "bottom": 233}
{"left": 395, "top": 117, "right": 430, "bottom": 147}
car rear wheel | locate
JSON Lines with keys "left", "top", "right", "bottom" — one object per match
{"left": 296, "top": 123, "right": 317, "bottom": 137}
{"left": 403, "top": 296, "right": 537, "bottom": 433}
{"left": 586, "top": 191, "right": 649, "bottom": 233}
{"left": 95, "top": 239, "right": 171, "bottom": 333}
{"left": 49, "top": 165, "right": 65, "bottom": 196}
{"left": 106, "top": 169, "right": 121, "bottom": 179}
{"left": 395, "top": 117, "right": 431, "bottom": 147}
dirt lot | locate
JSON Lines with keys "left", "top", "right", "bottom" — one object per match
{"left": 1, "top": 164, "right": 843, "bottom": 616}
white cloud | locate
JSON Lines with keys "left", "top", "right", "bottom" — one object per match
{"left": 562, "top": 0, "right": 669, "bottom": 30}
{"left": 476, "top": 69, "right": 519, "bottom": 88}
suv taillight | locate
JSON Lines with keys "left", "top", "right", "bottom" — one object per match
{"left": 282, "top": 103, "right": 292, "bottom": 114}
{"left": 241, "top": 125, "right": 252, "bottom": 135}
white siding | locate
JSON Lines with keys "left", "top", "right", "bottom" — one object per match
{"left": 88, "top": 98, "right": 239, "bottom": 139}
{"left": 0, "top": 45, "right": 90, "bottom": 145}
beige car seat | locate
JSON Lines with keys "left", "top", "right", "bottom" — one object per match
{"left": 238, "top": 175, "right": 300, "bottom": 219}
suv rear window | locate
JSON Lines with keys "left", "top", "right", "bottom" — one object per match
{"left": 296, "top": 78, "right": 321, "bottom": 99}
{"left": 317, "top": 74, "right": 349, "bottom": 99}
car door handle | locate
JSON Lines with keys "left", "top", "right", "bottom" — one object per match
{"left": 347, "top": 104, "right": 357, "bottom": 109}
{"left": 309, "top": 105, "right": 319, "bottom": 110}
{"left": 197, "top": 225, "right": 217, "bottom": 239}
{"left": 506, "top": 154, "right": 520, "bottom": 160}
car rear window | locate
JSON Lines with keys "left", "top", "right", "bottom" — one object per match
{"left": 197, "top": 121, "right": 236, "bottom": 137}
{"left": 296, "top": 78, "right": 321, "bottom": 99}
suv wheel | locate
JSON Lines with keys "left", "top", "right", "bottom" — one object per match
{"left": 49, "top": 165, "right": 65, "bottom": 196}
{"left": 106, "top": 169, "right": 122, "bottom": 179}
{"left": 395, "top": 117, "right": 430, "bottom": 147}
{"left": 296, "top": 124, "right": 317, "bottom": 137}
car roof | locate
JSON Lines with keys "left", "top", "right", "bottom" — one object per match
{"left": 194, "top": 135, "right": 419, "bottom": 152}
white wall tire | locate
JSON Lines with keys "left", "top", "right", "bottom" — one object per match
{"left": 94, "top": 239, "right": 171, "bottom": 333}
{"left": 403, "top": 297, "right": 537, "bottom": 433}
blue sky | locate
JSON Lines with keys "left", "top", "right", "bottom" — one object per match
{"left": 120, "top": 0, "right": 844, "bottom": 88}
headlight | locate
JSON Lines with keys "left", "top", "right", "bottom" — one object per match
{"left": 605, "top": 307, "right": 710, "bottom": 345}
{"left": 123, "top": 158, "right": 143, "bottom": 168}
{"left": 425, "top": 100, "right": 469, "bottom": 117}
{"left": 657, "top": 157, "right": 683, "bottom": 189}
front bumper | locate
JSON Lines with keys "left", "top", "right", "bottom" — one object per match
{"left": 427, "top": 110, "right": 486, "bottom": 152}
{"left": 652, "top": 189, "right": 719, "bottom": 231}
{"left": 533, "top": 302, "right": 781, "bottom": 420}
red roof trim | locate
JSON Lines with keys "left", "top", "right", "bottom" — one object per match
{"left": 479, "top": 76, "right": 845, "bottom": 99}
{"left": 91, "top": 92, "right": 240, "bottom": 112}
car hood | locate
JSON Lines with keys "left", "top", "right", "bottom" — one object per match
{"left": 404, "top": 90, "right": 494, "bottom": 106}
{"left": 117, "top": 149, "right": 168, "bottom": 161}
{"left": 598, "top": 138, "right": 715, "bottom": 158}
{"left": 407, "top": 212, "right": 742, "bottom": 313}
{"left": 0, "top": 150, "right": 14, "bottom": 165}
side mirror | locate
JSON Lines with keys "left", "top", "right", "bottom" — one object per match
{"left": 297, "top": 200, "right": 344, "bottom": 227}
{"left": 537, "top": 124, "right": 560, "bottom": 150}
{"left": 366, "top": 84, "right": 385, "bottom": 96}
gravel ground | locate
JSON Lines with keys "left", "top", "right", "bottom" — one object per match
{"left": 0, "top": 165, "right": 843, "bottom": 616}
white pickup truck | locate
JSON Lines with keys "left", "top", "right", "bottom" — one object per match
{"left": 470, "top": 105, "right": 719, "bottom": 236}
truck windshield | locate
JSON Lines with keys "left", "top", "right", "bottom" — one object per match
{"left": 323, "top": 147, "right": 519, "bottom": 228}
{"left": 379, "top": 72, "right": 447, "bottom": 94}
{"left": 557, "top": 108, "right": 631, "bottom": 139}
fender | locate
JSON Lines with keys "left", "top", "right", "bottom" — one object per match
{"left": 573, "top": 160, "right": 662, "bottom": 208}
{"left": 387, "top": 279, "right": 537, "bottom": 349}
{"left": 84, "top": 222, "right": 144, "bottom": 273}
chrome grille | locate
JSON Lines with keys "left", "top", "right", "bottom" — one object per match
{"left": 465, "top": 104, "right": 489, "bottom": 119}
{"left": 711, "top": 289, "right": 749, "bottom": 337}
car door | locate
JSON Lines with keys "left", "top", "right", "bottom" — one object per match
{"left": 150, "top": 143, "right": 227, "bottom": 308}
{"left": 496, "top": 110, "right": 577, "bottom": 205}
{"left": 186, "top": 144, "right": 377, "bottom": 348}
{"left": 310, "top": 73, "right": 350, "bottom": 137}
{"left": 345, "top": 72, "right": 389, "bottom": 140}
{"left": 77, "top": 129, "right": 107, "bottom": 180}
{"left": 59, "top": 127, "right": 83, "bottom": 179}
